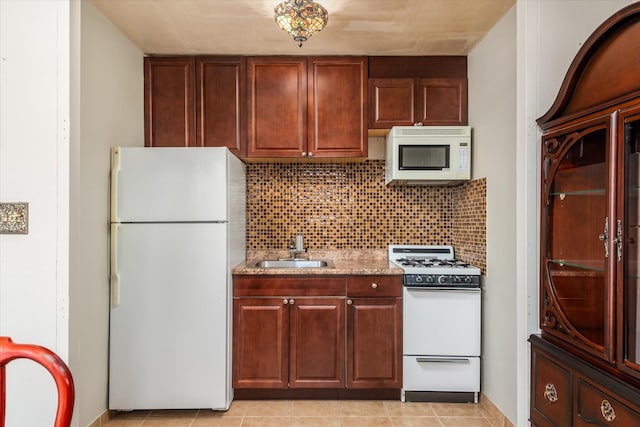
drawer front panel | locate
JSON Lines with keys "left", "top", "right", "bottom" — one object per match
{"left": 347, "top": 275, "right": 402, "bottom": 297}
{"left": 532, "top": 350, "right": 572, "bottom": 426}
{"left": 576, "top": 378, "right": 640, "bottom": 426}
{"left": 403, "top": 355, "right": 479, "bottom": 392}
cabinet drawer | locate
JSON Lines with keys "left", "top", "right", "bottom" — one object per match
{"left": 234, "top": 275, "right": 346, "bottom": 296}
{"left": 531, "top": 350, "right": 572, "bottom": 426}
{"left": 347, "top": 275, "right": 402, "bottom": 297}
{"left": 403, "top": 355, "right": 479, "bottom": 392}
{"left": 576, "top": 378, "right": 640, "bottom": 425}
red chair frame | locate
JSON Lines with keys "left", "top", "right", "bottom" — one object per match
{"left": 0, "top": 336, "right": 74, "bottom": 427}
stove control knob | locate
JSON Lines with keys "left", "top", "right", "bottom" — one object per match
{"left": 415, "top": 276, "right": 423, "bottom": 283}
{"left": 425, "top": 275, "right": 434, "bottom": 283}
{"left": 453, "top": 275, "right": 462, "bottom": 283}
{"left": 438, "top": 275, "right": 448, "bottom": 284}
{"left": 464, "top": 276, "right": 473, "bottom": 284}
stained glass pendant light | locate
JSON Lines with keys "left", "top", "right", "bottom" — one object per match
{"left": 274, "top": 0, "right": 329, "bottom": 47}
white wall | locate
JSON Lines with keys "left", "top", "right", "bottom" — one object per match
{"left": 72, "top": 3, "right": 143, "bottom": 426}
{"left": 468, "top": 5, "right": 518, "bottom": 423}
{"left": 0, "top": 1, "right": 72, "bottom": 425}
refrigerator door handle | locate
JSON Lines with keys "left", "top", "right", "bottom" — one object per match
{"left": 110, "top": 223, "right": 120, "bottom": 307}
{"left": 110, "top": 147, "right": 121, "bottom": 223}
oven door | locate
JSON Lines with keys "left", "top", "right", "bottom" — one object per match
{"left": 403, "top": 287, "right": 481, "bottom": 356}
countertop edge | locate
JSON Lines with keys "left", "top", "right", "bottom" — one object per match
{"left": 232, "top": 259, "right": 403, "bottom": 276}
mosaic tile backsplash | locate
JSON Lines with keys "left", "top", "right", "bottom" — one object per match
{"left": 246, "top": 160, "right": 486, "bottom": 273}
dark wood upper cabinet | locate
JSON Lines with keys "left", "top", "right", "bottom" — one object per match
{"left": 144, "top": 57, "right": 195, "bottom": 147}
{"left": 196, "top": 57, "right": 246, "bottom": 156}
{"left": 144, "top": 55, "right": 465, "bottom": 157}
{"left": 368, "top": 77, "right": 467, "bottom": 128}
{"left": 247, "top": 56, "right": 367, "bottom": 159}
{"left": 308, "top": 57, "right": 368, "bottom": 158}
{"left": 246, "top": 57, "right": 308, "bottom": 158}
{"left": 532, "top": 4, "right": 640, "bottom": 425}
{"left": 145, "top": 56, "right": 246, "bottom": 155}
{"left": 368, "top": 56, "right": 467, "bottom": 129}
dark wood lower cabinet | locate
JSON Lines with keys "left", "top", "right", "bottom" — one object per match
{"left": 232, "top": 274, "right": 402, "bottom": 395}
{"left": 530, "top": 335, "right": 640, "bottom": 426}
{"left": 290, "top": 298, "right": 345, "bottom": 388}
{"left": 233, "top": 297, "right": 288, "bottom": 389}
{"left": 347, "top": 298, "right": 401, "bottom": 389}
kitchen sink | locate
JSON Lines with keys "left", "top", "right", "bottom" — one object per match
{"left": 250, "top": 259, "right": 334, "bottom": 269}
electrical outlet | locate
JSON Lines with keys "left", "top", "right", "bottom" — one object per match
{"left": 0, "top": 202, "right": 28, "bottom": 234}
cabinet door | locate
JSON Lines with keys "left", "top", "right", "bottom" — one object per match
{"left": 247, "top": 57, "right": 307, "bottom": 158}
{"left": 541, "top": 116, "right": 615, "bottom": 362}
{"left": 368, "top": 78, "right": 417, "bottom": 128}
{"left": 530, "top": 346, "right": 573, "bottom": 426}
{"left": 289, "top": 297, "right": 345, "bottom": 388}
{"left": 144, "top": 57, "right": 195, "bottom": 147}
{"left": 347, "top": 298, "right": 402, "bottom": 389}
{"left": 308, "top": 57, "right": 368, "bottom": 158}
{"left": 195, "top": 57, "right": 246, "bottom": 156}
{"left": 619, "top": 106, "right": 640, "bottom": 380}
{"left": 416, "top": 78, "right": 468, "bottom": 126}
{"left": 233, "top": 297, "right": 289, "bottom": 388}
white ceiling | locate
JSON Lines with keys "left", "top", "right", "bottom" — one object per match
{"left": 89, "top": 0, "right": 515, "bottom": 56}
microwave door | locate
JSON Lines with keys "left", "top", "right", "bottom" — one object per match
{"left": 399, "top": 144, "right": 450, "bottom": 171}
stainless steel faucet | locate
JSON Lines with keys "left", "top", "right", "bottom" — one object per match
{"left": 289, "top": 234, "right": 307, "bottom": 259}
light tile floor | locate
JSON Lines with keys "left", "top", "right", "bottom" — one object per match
{"left": 104, "top": 400, "right": 500, "bottom": 426}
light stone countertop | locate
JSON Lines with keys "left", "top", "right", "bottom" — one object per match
{"left": 232, "top": 250, "right": 403, "bottom": 276}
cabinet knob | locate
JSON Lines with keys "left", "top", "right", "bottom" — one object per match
{"left": 347, "top": 299, "right": 353, "bottom": 305}
{"left": 289, "top": 299, "right": 295, "bottom": 305}
{"left": 301, "top": 152, "right": 307, "bottom": 157}
{"left": 600, "top": 399, "right": 616, "bottom": 422}
{"left": 544, "top": 383, "right": 558, "bottom": 403}
{"left": 371, "top": 283, "right": 378, "bottom": 289}
{"left": 308, "top": 152, "right": 313, "bottom": 157}
{"left": 283, "top": 299, "right": 289, "bottom": 305}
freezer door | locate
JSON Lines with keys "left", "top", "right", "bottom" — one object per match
{"left": 109, "top": 223, "right": 231, "bottom": 410}
{"left": 111, "top": 147, "right": 236, "bottom": 222}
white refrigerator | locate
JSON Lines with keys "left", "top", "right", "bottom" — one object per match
{"left": 109, "top": 147, "right": 245, "bottom": 411}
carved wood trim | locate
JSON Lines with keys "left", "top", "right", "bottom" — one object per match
{"left": 537, "top": 3, "right": 640, "bottom": 128}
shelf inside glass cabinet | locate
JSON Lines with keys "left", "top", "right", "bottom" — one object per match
{"left": 550, "top": 188, "right": 606, "bottom": 197}
{"left": 549, "top": 259, "right": 605, "bottom": 274}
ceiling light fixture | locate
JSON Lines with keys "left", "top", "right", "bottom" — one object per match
{"left": 274, "top": 0, "right": 329, "bottom": 47}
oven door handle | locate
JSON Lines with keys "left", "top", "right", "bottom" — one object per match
{"left": 416, "top": 357, "right": 471, "bottom": 363}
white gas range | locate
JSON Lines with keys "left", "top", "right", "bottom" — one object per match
{"left": 389, "top": 245, "right": 481, "bottom": 403}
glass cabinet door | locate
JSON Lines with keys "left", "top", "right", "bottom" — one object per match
{"left": 622, "top": 108, "right": 640, "bottom": 376}
{"left": 541, "top": 118, "right": 614, "bottom": 360}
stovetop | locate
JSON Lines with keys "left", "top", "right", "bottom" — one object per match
{"left": 388, "top": 245, "right": 481, "bottom": 287}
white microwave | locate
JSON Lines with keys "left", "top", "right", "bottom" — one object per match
{"left": 385, "top": 126, "right": 471, "bottom": 185}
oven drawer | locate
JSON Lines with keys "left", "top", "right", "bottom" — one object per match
{"left": 403, "top": 355, "right": 480, "bottom": 392}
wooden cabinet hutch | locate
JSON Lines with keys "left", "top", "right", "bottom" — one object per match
{"left": 530, "top": 3, "right": 640, "bottom": 425}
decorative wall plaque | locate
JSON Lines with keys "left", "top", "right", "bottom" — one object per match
{"left": 0, "top": 202, "right": 29, "bottom": 234}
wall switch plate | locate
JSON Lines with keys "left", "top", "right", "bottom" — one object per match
{"left": 0, "top": 202, "right": 29, "bottom": 234}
